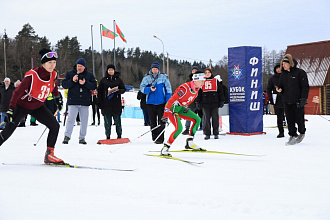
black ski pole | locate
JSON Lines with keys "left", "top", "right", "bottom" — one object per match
{"left": 304, "top": 106, "right": 330, "bottom": 122}
{"left": 34, "top": 110, "right": 59, "bottom": 146}
{"left": 63, "top": 102, "right": 68, "bottom": 126}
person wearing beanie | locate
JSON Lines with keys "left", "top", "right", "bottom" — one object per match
{"left": 97, "top": 64, "right": 126, "bottom": 139}
{"left": 0, "top": 48, "right": 65, "bottom": 164}
{"left": 140, "top": 62, "right": 172, "bottom": 144}
{"left": 0, "top": 77, "right": 15, "bottom": 129}
{"left": 276, "top": 54, "right": 309, "bottom": 145}
{"left": 62, "top": 58, "right": 97, "bottom": 145}
{"left": 195, "top": 68, "right": 225, "bottom": 140}
{"left": 160, "top": 72, "right": 206, "bottom": 156}
{"left": 267, "top": 64, "right": 286, "bottom": 138}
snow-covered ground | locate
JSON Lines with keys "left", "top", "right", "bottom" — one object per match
{"left": 1, "top": 92, "right": 330, "bottom": 219}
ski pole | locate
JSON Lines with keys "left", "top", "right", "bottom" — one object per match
{"left": 304, "top": 106, "right": 330, "bottom": 122}
{"left": 153, "top": 122, "right": 170, "bottom": 143}
{"left": 128, "top": 124, "right": 162, "bottom": 143}
{"left": 109, "top": 124, "right": 162, "bottom": 154}
{"left": 34, "top": 110, "right": 59, "bottom": 146}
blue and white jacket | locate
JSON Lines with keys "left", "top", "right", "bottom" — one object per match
{"left": 140, "top": 70, "right": 172, "bottom": 105}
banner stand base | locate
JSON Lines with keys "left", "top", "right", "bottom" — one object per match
{"left": 226, "top": 132, "right": 266, "bottom": 136}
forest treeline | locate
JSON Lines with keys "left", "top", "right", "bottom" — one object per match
{"left": 0, "top": 23, "right": 285, "bottom": 90}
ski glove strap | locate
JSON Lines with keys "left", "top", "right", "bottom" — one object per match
{"left": 5, "top": 108, "right": 14, "bottom": 123}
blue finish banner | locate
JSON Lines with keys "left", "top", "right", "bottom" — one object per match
{"left": 228, "top": 46, "right": 263, "bottom": 133}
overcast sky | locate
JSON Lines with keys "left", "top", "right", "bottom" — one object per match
{"left": 1, "top": 0, "right": 329, "bottom": 64}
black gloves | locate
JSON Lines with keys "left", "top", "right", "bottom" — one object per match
{"left": 56, "top": 98, "right": 63, "bottom": 111}
{"left": 219, "top": 102, "right": 224, "bottom": 108}
{"left": 297, "top": 98, "right": 307, "bottom": 108}
{"left": 161, "top": 117, "right": 168, "bottom": 123}
{"left": 5, "top": 109, "right": 14, "bottom": 123}
{"left": 196, "top": 102, "right": 202, "bottom": 111}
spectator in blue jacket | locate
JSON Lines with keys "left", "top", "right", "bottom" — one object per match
{"left": 61, "top": 58, "right": 97, "bottom": 144}
{"left": 140, "top": 62, "right": 172, "bottom": 144}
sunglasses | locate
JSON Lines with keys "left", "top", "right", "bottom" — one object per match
{"left": 41, "top": 52, "right": 58, "bottom": 60}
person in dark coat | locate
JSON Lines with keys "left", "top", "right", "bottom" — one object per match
{"left": 137, "top": 90, "right": 150, "bottom": 126}
{"left": 97, "top": 64, "right": 126, "bottom": 139}
{"left": 195, "top": 68, "right": 225, "bottom": 140}
{"left": 61, "top": 58, "right": 97, "bottom": 144}
{"left": 267, "top": 64, "right": 286, "bottom": 138}
{"left": 276, "top": 54, "right": 309, "bottom": 145}
{"left": 0, "top": 78, "right": 15, "bottom": 129}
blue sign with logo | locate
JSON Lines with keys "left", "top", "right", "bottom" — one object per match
{"left": 228, "top": 46, "right": 263, "bottom": 134}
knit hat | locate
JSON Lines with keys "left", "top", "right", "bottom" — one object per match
{"left": 192, "top": 66, "right": 199, "bottom": 71}
{"left": 280, "top": 54, "right": 295, "bottom": 71}
{"left": 76, "top": 58, "right": 86, "bottom": 67}
{"left": 151, "top": 62, "right": 160, "bottom": 70}
{"left": 39, "top": 48, "right": 57, "bottom": 64}
{"left": 107, "top": 64, "right": 116, "bottom": 71}
{"left": 4, "top": 77, "right": 10, "bottom": 82}
{"left": 192, "top": 73, "right": 206, "bottom": 81}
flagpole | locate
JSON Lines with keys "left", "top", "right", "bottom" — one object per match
{"left": 100, "top": 24, "right": 104, "bottom": 77}
{"left": 91, "top": 25, "right": 95, "bottom": 76}
{"left": 113, "top": 20, "right": 116, "bottom": 67}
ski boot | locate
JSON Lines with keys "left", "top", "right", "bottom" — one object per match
{"left": 285, "top": 136, "right": 297, "bottom": 146}
{"left": 161, "top": 143, "right": 171, "bottom": 156}
{"left": 185, "top": 137, "right": 205, "bottom": 151}
{"left": 44, "top": 147, "right": 65, "bottom": 165}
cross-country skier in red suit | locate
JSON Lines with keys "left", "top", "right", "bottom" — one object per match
{"left": 0, "top": 48, "right": 64, "bottom": 164}
{"left": 160, "top": 72, "right": 206, "bottom": 156}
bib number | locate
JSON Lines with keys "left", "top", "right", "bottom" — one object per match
{"left": 37, "top": 85, "right": 50, "bottom": 100}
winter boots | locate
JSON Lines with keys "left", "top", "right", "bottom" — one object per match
{"left": 62, "top": 136, "right": 70, "bottom": 144}
{"left": 182, "top": 129, "right": 189, "bottom": 135}
{"left": 285, "top": 136, "right": 297, "bottom": 145}
{"left": 285, "top": 134, "right": 305, "bottom": 145}
{"left": 44, "top": 147, "right": 64, "bottom": 165}
{"left": 296, "top": 134, "right": 305, "bottom": 143}
{"left": 79, "top": 139, "right": 87, "bottom": 144}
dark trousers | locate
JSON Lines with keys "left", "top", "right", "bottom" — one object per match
{"left": 148, "top": 104, "right": 165, "bottom": 142}
{"left": 0, "top": 104, "right": 59, "bottom": 148}
{"left": 91, "top": 99, "right": 100, "bottom": 123}
{"left": 202, "top": 106, "right": 219, "bottom": 136}
{"left": 103, "top": 113, "right": 122, "bottom": 138}
{"left": 275, "top": 107, "right": 285, "bottom": 134}
{"left": 283, "top": 103, "right": 306, "bottom": 137}
{"left": 142, "top": 108, "right": 150, "bottom": 126}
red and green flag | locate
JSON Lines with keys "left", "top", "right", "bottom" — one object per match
{"left": 102, "top": 25, "right": 117, "bottom": 39}
{"left": 115, "top": 23, "right": 127, "bottom": 43}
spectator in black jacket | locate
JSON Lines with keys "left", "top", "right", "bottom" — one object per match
{"left": 267, "top": 64, "right": 286, "bottom": 138}
{"left": 0, "top": 78, "right": 15, "bottom": 129}
{"left": 195, "top": 68, "right": 225, "bottom": 140}
{"left": 97, "top": 64, "right": 126, "bottom": 139}
{"left": 137, "top": 90, "right": 150, "bottom": 126}
{"left": 276, "top": 54, "right": 309, "bottom": 145}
